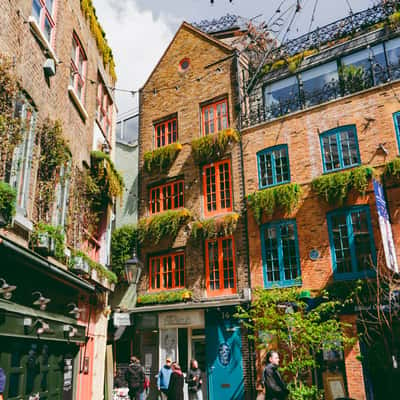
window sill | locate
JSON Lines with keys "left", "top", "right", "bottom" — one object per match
{"left": 264, "top": 279, "right": 302, "bottom": 289}
{"left": 259, "top": 180, "right": 291, "bottom": 190}
{"left": 333, "top": 270, "right": 376, "bottom": 281}
{"left": 322, "top": 164, "right": 361, "bottom": 175}
{"left": 68, "top": 85, "right": 88, "bottom": 121}
{"left": 28, "top": 17, "right": 59, "bottom": 63}
{"left": 13, "top": 211, "right": 33, "bottom": 232}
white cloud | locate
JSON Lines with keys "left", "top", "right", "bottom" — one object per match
{"left": 93, "top": 0, "right": 175, "bottom": 114}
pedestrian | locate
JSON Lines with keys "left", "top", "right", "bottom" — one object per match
{"left": 167, "top": 363, "right": 184, "bottom": 400}
{"left": 186, "top": 359, "right": 203, "bottom": 400}
{"left": 125, "top": 356, "right": 145, "bottom": 400}
{"left": 0, "top": 367, "right": 5, "bottom": 400}
{"left": 263, "top": 351, "right": 289, "bottom": 400}
{"left": 157, "top": 357, "right": 173, "bottom": 400}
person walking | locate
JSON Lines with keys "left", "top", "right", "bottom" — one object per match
{"left": 157, "top": 357, "right": 173, "bottom": 400}
{"left": 263, "top": 351, "right": 289, "bottom": 400}
{"left": 167, "top": 363, "right": 184, "bottom": 400}
{"left": 125, "top": 356, "right": 145, "bottom": 400}
{"left": 186, "top": 359, "right": 203, "bottom": 400}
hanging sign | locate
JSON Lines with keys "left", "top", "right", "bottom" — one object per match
{"left": 113, "top": 312, "right": 131, "bottom": 327}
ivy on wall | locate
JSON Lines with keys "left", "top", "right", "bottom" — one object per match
{"left": 30, "top": 222, "right": 66, "bottom": 261}
{"left": 0, "top": 181, "right": 16, "bottom": 225}
{"left": 311, "top": 165, "right": 374, "bottom": 205}
{"left": 384, "top": 157, "right": 400, "bottom": 180}
{"left": 143, "top": 143, "right": 182, "bottom": 174}
{"left": 191, "top": 213, "right": 239, "bottom": 240}
{"left": 191, "top": 128, "right": 240, "bottom": 164}
{"left": 247, "top": 183, "right": 302, "bottom": 225}
{"left": 137, "top": 289, "right": 192, "bottom": 306}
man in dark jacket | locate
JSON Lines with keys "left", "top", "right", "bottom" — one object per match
{"left": 186, "top": 359, "right": 203, "bottom": 400}
{"left": 263, "top": 351, "right": 289, "bottom": 400}
{"left": 125, "top": 356, "right": 145, "bottom": 400}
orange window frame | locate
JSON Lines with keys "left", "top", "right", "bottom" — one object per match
{"left": 201, "top": 98, "right": 228, "bottom": 136}
{"left": 149, "top": 180, "right": 184, "bottom": 215}
{"left": 149, "top": 252, "right": 185, "bottom": 290}
{"left": 154, "top": 117, "right": 178, "bottom": 148}
{"left": 205, "top": 236, "right": 236, "bottom": 296}
{"left": 202, "top": 160, "right": 232, "bottom": 216}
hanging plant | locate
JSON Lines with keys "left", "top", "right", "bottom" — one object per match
{"left": 137, "top": 289, "right": 192, "bottom": 306}
{"left": 0, "top": 181, "right": 16, "bottom": 226}
{"left": 144, "top": 143, "right": 182, "bottom": 174}
{"left": 191, "top": 128, "right": 240, "bottom": 164}
{"left": 90, "top": 150, "right": 124, "bottom": 208}
{"left": 339, "top": 64, "right": 369, "bottom": 94}
{"left": 137, "top": 209, "right": 192, "bottom": 244}
{"left": 30, "top": 222, "right": 65, "bottom": 261}
{"left": 384, "top": 157, "right": 400, "bottom": 180}
{"left": 111, "top": 224, "right": 138, "bottom": 278}
{"left": 311, "top": 165, "right": 374, "bottom": 205}
{"left": 36, "top": 119, "right": 70, "bottom": 222}
{"left": 191, "top": 213, "right": 239, "bottom": 240}
{"left": 247, "top": 183, "right": 302, "bottom": 225}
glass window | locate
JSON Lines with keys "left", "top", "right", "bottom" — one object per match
{"left": 385, "top": 37, "right": 400, "bottom": 80}
{"left": 320, "top": 125, "right": 360, "bottom": 172}
{"left": 264, "top": 76, "right": 300, "bottom": 118}
{"left": 154, "top": 117, "right": 177, "bottom": 148}
{"left": 258, "top": 145, "right": 290, "bottom": 188}
{"left": 327, "top": 206, "right": 376, "bottom": 278}
{"left": 31, "top": 0, "right": 56, "bottom": 45}
{"left": 70, "top": 34, "right": 87, "bottom": 104}
{"left": 149, "top": 252, "right": 185, "bottom": 290}
{"left": 96, "top": 77, "right": 113, "bottom": 140}
{"left": 122, "top": 116, "right": 139, "bottom": 144}
{"left": 301, "top": 61, "right": 340, "bottom": 107}
{"left": 203, "top": 160, "right": 232, "bottom": 216}
{"left": 393, "top": 111, "right": 400, "bottom": 152}
{"left": 149, "top": 180, "right": 184, "bottom": 214}
{"left": 205, "top": 236, "right": 236, "bottom": 295}
{"left": 202, "top": 99, "right": 228, "bottom": 135}
{"left": 261, "top": 220, "right": 301, "bottom": 287}
{"left": 53, "top": 161, "right": 70, "bottom": 227}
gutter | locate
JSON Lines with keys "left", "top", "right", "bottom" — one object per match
{"left": 0, "top": 234, "right": 95, "bottom": 292}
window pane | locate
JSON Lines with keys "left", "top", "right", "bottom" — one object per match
{"left": 339, "top": 127, "right": 359, "bottom": 167}
{"left": 330, "top": 213, "right": 352, "bottom": 274}
{"left": 302, "top": 61, "right": 339, "bottom": 107}
{"left": 263, "top": 226, "right": 280, "bottom": 283}
{"left": 219, "top": 162, "right": 231, "bottom": 210}
{"left": 259, "top": 147, "right": 290, "bottom": 187}
{"left": 44, "top": 16, "right": 52, "bottom": 42}
{"left": 208, "top": 241, "right": 219, "bottom": 290}
{"left": 205, "top": 166, "right": 217, "bottom": 212}
{"left": 124, "top": 116, "right": 138, "bottom": 144}
{"left": 259, "top": 152, "right": 274, "bottom": 187}
{"left": 222, "top": 238, "right": 234, "bottom": 289}
{"left": 341, "top": 48, "right": 373, "bottom": 92}
{"left": 264, "top": 76, "right": 300, "bottom": 118}
{"left": 351, "top": 210, "right": 374, "bottom": 271}
{"left": 386, "top": 37, "right": 400, "bottom": 80}
{"left": 322, "top": 134, "right": 340, "bottom": 171}
{"left": 281, "top": 223, "right": 299, "bottom": 281}
{"left": 32, "top": 0, "right": 41, "bottom": 23}
{"left": 275, "top": 147, "right": 290, "bottom": 183}
{"left": 116, "top": 122, "right": 122, "bottom": 141}
{"left": 45, "top": 0, "right": 54, "bottom": 15}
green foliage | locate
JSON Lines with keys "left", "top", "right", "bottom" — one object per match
{"left": 31, "top": 222, "right": 65, "bottom": 261}
{"left": 311, "top": 166, "right": 374, "bottom": 205}
{"left": 138, "top": 209, "right": 192, "bottom": 244}
{"left": 236, "top": 288, "right": 353, "bottom": 398}
{"left": 90, "top": 150, "right": 124, "bottom": 208}
{"left": 247, "top": 183, "right": 302, "bottom": 225}
{"left": 0, "top": 181, "right": 16, "bottom": 225}
{"left": 384, "top": 157, "right": 400, "bottom": 180}
{"left": 191, "top": 213, "right": 239, "bottom": 240}
{"left": 137, "top": 289, "right": 192, "bottom": 305}
{"left": 340, "top": 64, "right": 369, "bottom": 94}
{"left": 80, "top": 0, "right": 116, "bottom": 80}
{"left": 36, "top": 119, "right": 70, "bottom": 221}
{"left": 111, "top": 224, "right": 138, "bottom": 278}
{"left": 144, "top": 143, "right": 182, "bottom": 174}
{"left": 263, "top": 50, "right": 317, "bottom": 75}
{"left": 191, "top": 128, "right": 240, "bottom": 164}
{"left": 389, "top": 11, "right": 400, "bottom": 29}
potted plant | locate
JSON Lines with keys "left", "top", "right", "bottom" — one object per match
{"left": 70, "top": 254, "right": 90, "bottom": 275}
{"left": 0, "top": 181, "right": 17, "bottom": 227}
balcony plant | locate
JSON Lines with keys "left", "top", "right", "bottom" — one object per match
{"left": 191, "top": 213, "right": 239, "bottom": 240}
{"left": 191, "top": 128, "right": 240, "bottom": 164}
{"left": 383, "top": 157, "right": 400, "bottom": 181}
{"left": 311, "top": 165, "right": 375, "bottom": 205}
{"left": 0, "top": 181, "right": 16, "bottom": 226}
{"left": 137, "top": 209, "right": 192, "bottom": 244}
{"left": 144, "top": 143, "right": 182, "bottom": 174}
{"left": 247, "top": 183, "right": 302, "bottom": 225}
{"left": 137, "top": 289, "right": 192, "bottom": 306}
{"left": 30, "top": 222, "right": 65, "bottom": 260}
{"left": 339, "top": 64, "right": 370, "bottom": 95}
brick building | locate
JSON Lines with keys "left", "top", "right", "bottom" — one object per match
{"left": 0, "top": 1, "right": 118, "bottom": 399}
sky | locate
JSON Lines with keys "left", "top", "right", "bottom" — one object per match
{"left": 92, "top": 0, "right": 379, "bottom": 115}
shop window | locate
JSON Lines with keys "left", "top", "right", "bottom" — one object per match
{"left": 202, "top": 160, "right": 232, "bottom": 216}
{"left": 97, "top": 76, "right": 113, "bottom": 141}
{"left": 205, "top": 236, "right": 236, "bottom": 295}
{"left": 201, "top": 99, "right": 228, "bottom": 135}
{"left": 149, "top": 252, "right": 185, "bottom": 290}
{"left": 320, "top": 125, "right": 360, "bottom": 172}
{"left": 31, "top": 0, "right": 56, "bottom": 45}
{"left": 327, "top": 206, "right": 376, "bottom": 279}
{"left": 261, "top": 220, "right": 301, "bottom": 287}
{"left": 257, "top": 145, "right": 290, "bottom": 188}
{"left": 149, "top": 180, "right": 184, "bottom": 214}
{"left": 155, "top": 117, "right": 178, "bottom": 148}
{"left": 70, "top": 34, "right": 87, "bottom": 104}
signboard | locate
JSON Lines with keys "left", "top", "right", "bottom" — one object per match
{"left": 113, "top": 312, "right": 131, "bottom": 327}
{"left": 159, "top": 310, "right": 204, "bottom": 328}
{"left": 373, "top": 179, "right": 399, "bottom": 273}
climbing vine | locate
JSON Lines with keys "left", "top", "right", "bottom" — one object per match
{"left": 0, "top": 181, "right": 16, "bottom": 225}
{"left": 247, "top": 183, "right": 302, "bottom": 225}
{"left": 143, "top": 143, "right": 182, "bottom": 174}
{"left": 191, "top": 128, "right": 240, "bottom": 164}
{"left": 311, "top": 165, "right": 374, "bottom": 205}
{"left": 384, "top": 157, "right": 400, "bottom": 180}
{"left": 30, "top": 222, "right": 65, "bottom": 261}
{"left": 191, "top": 213, "right": 239, "bottom": 240}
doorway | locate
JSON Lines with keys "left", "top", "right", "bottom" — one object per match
{"left": 192, "top": 330, "right": 207, "bottom": 400}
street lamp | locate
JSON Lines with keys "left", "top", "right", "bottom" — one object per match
{"left": 124, "top": 248, "right": 143, "bottom": 285}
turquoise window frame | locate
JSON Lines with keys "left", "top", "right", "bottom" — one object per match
{"left": 257, "top": 145, "right": 291, "bottom": 189}
{"left": 393, "top": 111, "right": 400, "bottom": 152}
{"left": 327, "top": 205, "right": 376, "bottom": 280}
{"left": 260, "top": 219, "right": 302, "bottom": 288}
{"left": 319, "top": 125, "right": 361, "bottom": 173}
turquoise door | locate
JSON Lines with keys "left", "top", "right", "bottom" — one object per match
{"left": 206, "top": 309, "right": 244, "bottom": 400}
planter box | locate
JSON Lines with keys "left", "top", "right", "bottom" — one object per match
{"left": 71, "top": 256, "right": 90, "bottom": 275}
{"left": 33, "top": 233, "right": 55, "bottom": 256}
{"left": 91, "top": 268, "right": 99, "bottom": 282}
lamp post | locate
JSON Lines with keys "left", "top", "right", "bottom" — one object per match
{"left": 124, "top": 248, "right": 143, "bottom": 285}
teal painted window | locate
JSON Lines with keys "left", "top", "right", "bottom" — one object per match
{"left": 393, "top": 111, "right": 400, "bottom": 151}
{"left": 320, "top": 125, "right": 360, "bottom": 172}
{"left": 327, "top": 206, "right": 376, "bottom": 280}
{"left": 261, "top": 220, "right": 301, "bottom": 287}
{"left": 257, "top": 145, "right": 290, "bottom": 188}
